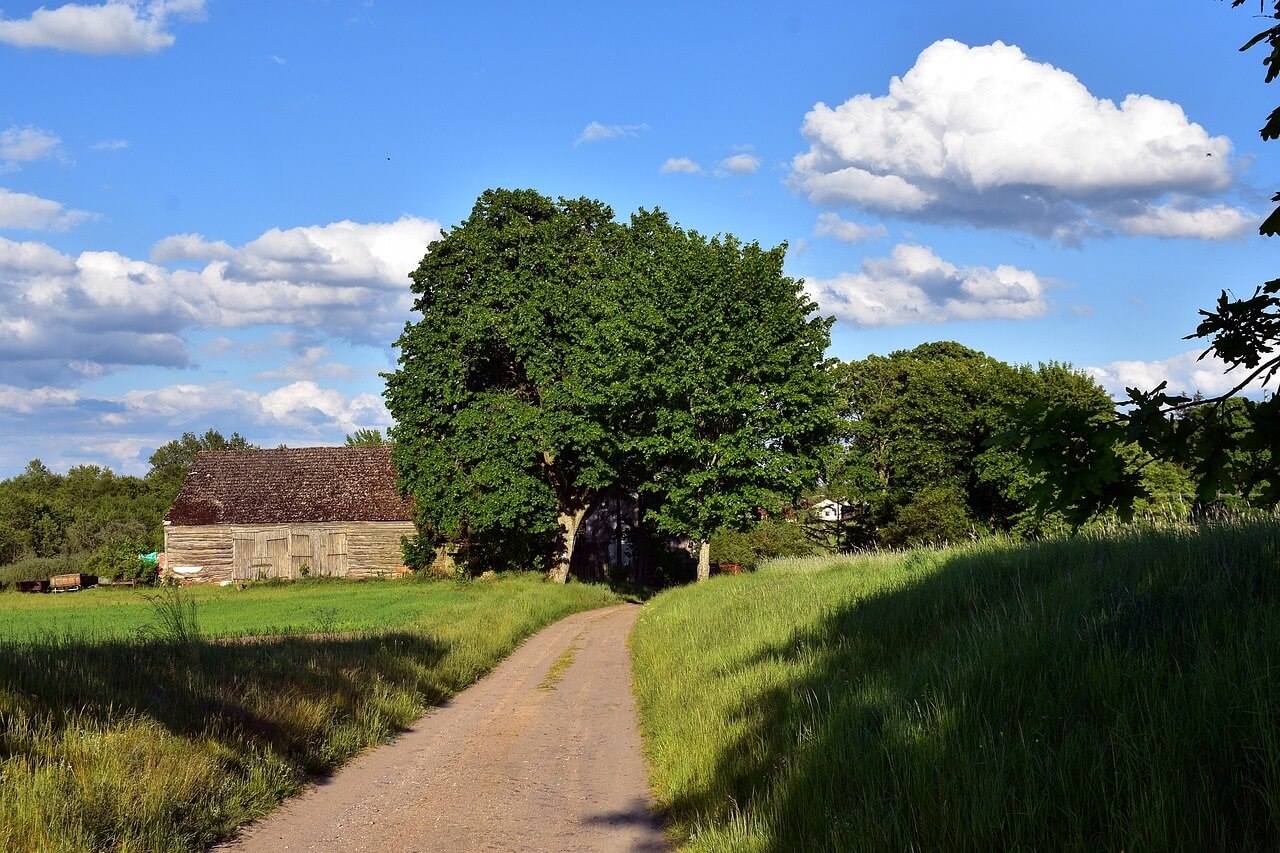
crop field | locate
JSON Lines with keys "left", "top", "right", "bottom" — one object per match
{"left": 0, "top": 574, "right": 618, "bottom": 852}
{"left": 632, "top": 520, "right": 1280, "bottom": 851}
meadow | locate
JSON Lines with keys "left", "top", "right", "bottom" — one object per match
{"left": 0, "top": 578, "right": 477, "bottom": 641}
{"left": 632, "top": 520, "right": 1280, "bottom": 851}
{"left": 0, "top": 574, "right": 618, "bottom": 852}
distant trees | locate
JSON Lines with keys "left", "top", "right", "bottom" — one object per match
{"left": 0, "top": 460, "right": 168, "bottom": 571}
{"left": 147, "top": 429, "right": 257, "bottom": 501}
{"left": 825, "top": 343, "right": 1177, "bottom": 546}
{"left": 345, "top": 428, "right": 390, "bottom": 446}
{"left": 0, "top": 428, "right": 257, "bottom": 579}
{"left": 386, "top": 188, "right": 835, "bottom": 581}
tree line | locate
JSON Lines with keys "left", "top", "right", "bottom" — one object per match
{"left": 0, "top": 430, "right": 254, "bottom": 584}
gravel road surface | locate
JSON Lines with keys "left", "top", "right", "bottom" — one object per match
{"left": 216, "top": 603, "right": 666, "bottom": 853}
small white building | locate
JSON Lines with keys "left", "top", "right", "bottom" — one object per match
{"left": 810, "top": 498, "right": 852, "bottom": 523}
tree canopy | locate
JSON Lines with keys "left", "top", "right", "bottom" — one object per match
{"left": 345, "top": 428, "right": 390, "bottom": 446}
{"left": 827, "top": 343, "right": 1122, "bottom": 546}
{"left": 385, "top": 188, "right": 834, "bottom": 581}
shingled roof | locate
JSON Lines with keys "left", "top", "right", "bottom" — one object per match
{"left": 164, "top": 445, "right": 413, "bottom": 526}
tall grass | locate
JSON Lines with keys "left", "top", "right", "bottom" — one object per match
{"left": 632, "top": 521, "right": 1280, "bottom": 851}
{"left": 0, "top": 575, "right": 617, "bottom": 852}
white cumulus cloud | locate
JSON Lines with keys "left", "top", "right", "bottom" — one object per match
{"left": 0, "top": 188, "right": 92, "bottom": 230}
{"left": 0, "top": 0, "right": 206, "bottom": 54}
{"left": 718, "top": 153, "right": 761, "bottom": 175}
{"left": 259, "top": 380, "right": 389, "bottom": 433}
{"left": 791, "top": 39, "right": 1245, "bottom": 242}
{"left": 1, "top": 126, "right": 63, "bottom": 169}
{"left": 661, "top": 157, "right": 702, "bottom": 174}
{"left": 813, "top": 212, "right": 887, "bottom": 244}
{"left": 1084, "top": 348, "right": 1271, "bottom": 398}
{"left": 806, "top": 243, "right": 1047, "bottom": 327}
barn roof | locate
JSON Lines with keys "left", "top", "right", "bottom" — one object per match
{"left": 164, "top": 445, "right": 413, "bottom": 526}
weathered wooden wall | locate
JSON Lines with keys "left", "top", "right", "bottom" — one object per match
{"left": 164, "top": 521, "right": 415, "bottom": 584}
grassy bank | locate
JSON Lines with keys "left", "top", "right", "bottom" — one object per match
{"left": 632, "top": 521, "right": 1280, "bottom": 851}
{"left": 0, "top": 575, "right": 617, "bottom": 852}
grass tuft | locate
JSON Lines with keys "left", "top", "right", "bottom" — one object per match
{"left": 539, "top": 641, "right": 581, "bottom": 691}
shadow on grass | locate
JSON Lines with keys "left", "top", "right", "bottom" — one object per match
{"left": 0, "top": 629, "right": 449, "bottom": 775}
{"left": 668, "top": 524, "right": 1280, "bottom": 851}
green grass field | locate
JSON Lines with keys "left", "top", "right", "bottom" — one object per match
{"left": 632, "top": 520, "right": 1280, "bottom": 851}
{"left": 0, "top": 574, "right": 618, "bottom": 852}
{"left": 0, "top": 578, "right": 475, "bottom": 641}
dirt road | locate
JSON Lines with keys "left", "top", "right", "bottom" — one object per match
{"left": 217, "top": 603, "right": 666, "bottom": 853}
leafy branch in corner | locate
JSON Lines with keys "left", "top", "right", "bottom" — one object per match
{"left": 1000, "top": 1, "right": 1280, "bottom": 524}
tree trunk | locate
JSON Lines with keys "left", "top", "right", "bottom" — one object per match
{"left": 696, "top": 538, "right": 711, "bottom": 582}
{"left": 549, "top": 506, "right": 590, "bottom": 584}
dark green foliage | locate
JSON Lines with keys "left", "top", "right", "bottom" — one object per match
{"left": 1014, "top": 2, "right": 1280, "bottom": 522}
{"left": 344, "top": 428, "right": 390, "bottom": 446}
{"left": 879, "top": 483, "right": 973, "bottom": 548}
{"left": 85, "top": 535, "right": 157, "bottom": 584}
{"left": 828, "top": 343, "right": 1114, "bottom": 544}
{"left": 386, "top": 189, "right": 835, "bottom": 579}
{"left": 0, "top": 461, "right": 169, "bottom": 569}
{"left": 626, "top": 211, "right": 835, "bottom": 570}
{"left": 386, "top": 189, "right": 628, "bottom": 575}
{"left": 711, "top": 517, "right": 816, "bottom": 570}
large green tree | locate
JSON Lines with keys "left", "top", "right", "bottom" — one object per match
{"left": 385, "top": 190, "right": 835, "bottom": 582}
{"left": 623, "top": 210, "right": 835, "bottom": 581}
{"left": 386, "top": 189, "right": 629, "bottom": 581}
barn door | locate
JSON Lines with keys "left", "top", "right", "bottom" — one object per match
{"left": 231, "top": 529, "right": 289, "bottom": 580}
{"left": 321, "top": 530, "right": 348, "bottom": 577}
{"left": 232, "top": 533, "right": 254, "bottom": 580}
{"left": 262, "top": 530, "right": 289, "bottom": 579}
{"left": 290, "top": 533, "right": 312, "bottom": 578}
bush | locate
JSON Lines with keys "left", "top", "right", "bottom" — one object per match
{"left": 85, "top": 536, "right": 157, "bottom": 584}
{"left": 0, "top": 554, "right": 88, "bottom": 590}
{"left": 712, "top": 518, "right": 817, "bottom": 570}
{"left": 880, "top": 483, "right": 974, "bottom": 548}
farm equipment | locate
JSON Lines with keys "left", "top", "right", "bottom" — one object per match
{"left": 50, "top": 573, "right": 97, "bottom": 592}
{"left": 15, "top": 579, "right": 50, "bottom": 593}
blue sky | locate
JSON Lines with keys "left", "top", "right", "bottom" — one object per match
{"left": 0, "top": 0, "right": 1274, "bottom": 477}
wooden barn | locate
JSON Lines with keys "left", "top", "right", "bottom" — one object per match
{"left": 162, "top": 446, "right": 415, "bottom": 584}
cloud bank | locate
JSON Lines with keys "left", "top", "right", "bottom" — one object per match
{"left": 791, "top": 39, "right": 1249, "bottom": 242}
{"left": 0, "top": 215, "right": 441, "bottom": 386}
{"left": 806, "top": 243, "right": 1047, "bottom": 326}
{"left": 0, "top": 0, "right": 207, "bottom": 54}
{"left": 1084, "top": 348, "right": 1270, "bottom": 398}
